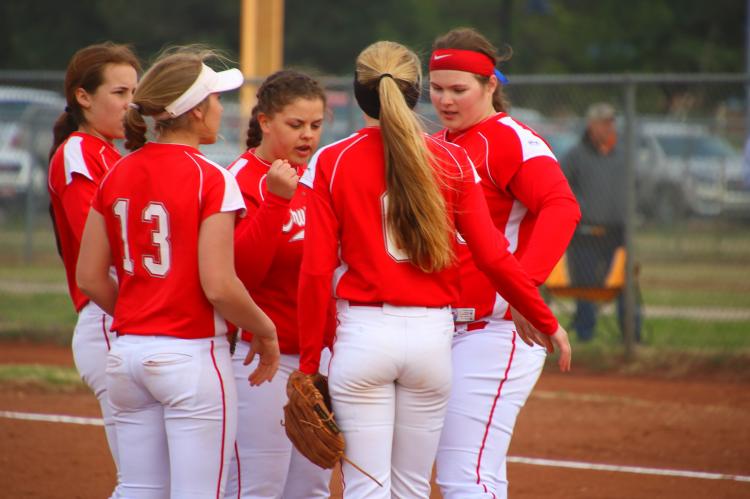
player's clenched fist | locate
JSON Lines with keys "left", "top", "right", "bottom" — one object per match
{"left": 266, "top": 159, "right": 299, "bottom": 200}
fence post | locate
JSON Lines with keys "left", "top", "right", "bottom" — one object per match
{"left": 622, "top": 78, "right": 638, "bottom": 359}
{"left": 23, "top": 177, "right": 35, "bottom": 264}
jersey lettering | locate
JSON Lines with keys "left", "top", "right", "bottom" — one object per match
{"left": 282, "top": 207, "right": 306, "bottom": 242}
{"left": 113, "top": 199, "right": 135, "bottom": 274}
{"left": 142, "top": 202, "right": 171, "bottom": 277}
{"left": 113, "top": 199, "right": 172, "bottom": 277}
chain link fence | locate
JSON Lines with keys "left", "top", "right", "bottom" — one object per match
{"left": 2, "top": 71, "right": 748, "bottom": 353}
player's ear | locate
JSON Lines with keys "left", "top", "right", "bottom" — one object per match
{"left": 258, "top": 112, "right": 272, "bottom": 135}
{"left": 75, "top": 88, "right": 93, "bottom": 110}
{"left": 190, "top": 105, "right": 205, "bottom": 122}
{"left": 486, "top": 75, "right": 498, "bottom": 96}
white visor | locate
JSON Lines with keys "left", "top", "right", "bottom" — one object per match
{"left": 164, "top": 63, "right": 244, "bottom": 118}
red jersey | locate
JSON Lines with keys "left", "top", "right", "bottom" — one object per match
{"left": 436, "top": 113, "right": 580, "bottom": 322}
{"left": 297, "top": 127, "right": 558, "bottom": 373}
{"left": 48, "top": 132, "right": 122, "bottom": 312}
{"left": 230, "top": 150, "right": 334, "bottom": 354}
{"left": 92, "top": 143, "right": 245, "bottom": 339}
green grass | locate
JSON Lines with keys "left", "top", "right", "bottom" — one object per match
{"left": 553, "top": 304, "right": 750, "bottom": 350}
{"left": 636, "top": 224, "right": 750, "bottom": 263}
{"left": 642, "top": 288, "right": 750, "bottom": 309}
{"left": 1, "top": 223, "right": 750, "bottom": 378}
{"left": 0, "top": 264, "right": 66, "bottom": 283}
{"left": 642, "top": 318, "right": 750, "bottom": 350}
{"left": 0, "top": 225, "right": 60, "bottom": 266}
{"left": 0, "top": 364, "right": 85, "bottom": 391}
{"left": 0, "top": 292, "right": 76, "bottom": 343}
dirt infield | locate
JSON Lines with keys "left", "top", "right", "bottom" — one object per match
{"left": 1, "top": 342, "right": 749, "bottom": 498}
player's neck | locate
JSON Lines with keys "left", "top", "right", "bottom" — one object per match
{"left": 363, "top": 115, "right": 379, "bottom": 127}
{"left": 254, "top": 142, "right": 275, "bottom": 164}
{"left": 158, "top": 129, "right": 200, "bottom": 149}
{"left": 77, "top": 124, "right": 114, "bottom": 145}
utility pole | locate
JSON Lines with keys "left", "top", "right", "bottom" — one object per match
{"left": 240, "top": 0, "right": 284, "bottom": 123}
{"left": 746, "top": 0, "right": 750, "bottom": 137}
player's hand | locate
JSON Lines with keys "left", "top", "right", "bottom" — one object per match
{"left": 244, "top": 335, "right": 281, "bottom": 386}
{"left": 266, "top": 159, "right": 298, "bottom": 200}
{"left": 550, "top": 324, "right": 572, "bottom": 373}
{"left": 511, "top": 306, "right": 553, "bottom": 352}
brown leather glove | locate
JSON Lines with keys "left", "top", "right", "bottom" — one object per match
{"left": 283, "top": 370, "right": 345, "bottom": 469}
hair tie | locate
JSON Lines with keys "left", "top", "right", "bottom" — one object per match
{"left": 128, "top": 102, "right": 141, "bottom": 113}
{"left": 494, "top": 68, "right": 509, "bottom": 85}
{"left": 64, "top": 105, "right": 71, "bottom": 113}
{"left": 354, "top": 71, "right": 420, "bottom": 120}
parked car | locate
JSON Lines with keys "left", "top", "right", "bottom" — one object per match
{"left": 320, "top": 89, "right": 363, "bottom": 146}
{"left": 201, "top": 100, "right": 245, "bottom": 167}
{"left": 636, "top": 121, "right": 750, "bottom": 222}
{"left": 0, "top": 86, "right": 65, "bottom": 203}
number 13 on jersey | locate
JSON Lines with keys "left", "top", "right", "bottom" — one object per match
{"left": 112, "top": 198, "right": 171, "bottom": 277}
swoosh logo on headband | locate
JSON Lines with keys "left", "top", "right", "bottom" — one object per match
{"left": 433, "top": 54, "right": 452, "bottom": 60}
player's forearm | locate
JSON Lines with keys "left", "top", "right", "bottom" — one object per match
{"left": 458, "top": 183, "right": 558, "bottom": 334}
{"left": 474, "top": 250, "right": 558, "bottom": 334}
{"left": 76, "top": 209, "right": 116, "bottom": 315}
{"left": 518, "top": 197, "right": 580, "bottom": 285}
{"left": 234, "top": 193, "right": 290, "bottom": 289}
{"left": 509, "top": 158, "right": 581, "bottom": 284}
{"left": 297, "top": 271, "right": 332, "bottom": 374}
{"left": 204, "top": 275, "right": 276, "bottom": 339}
{"left": 77, "top": 276, "right": 118, "bottom": 316}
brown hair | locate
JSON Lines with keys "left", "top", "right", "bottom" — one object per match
{"left": 246, "top": 70, "right": 326, "bottom": 149}
{"left": 50, "top": 43, "right": 140, "bottom": 160}
{"left": 432, "top": 27, "right": 512, "bottom": 112}
{"left": 124, "top": 47, "right": 219, "bottom": 150}
{"left": 356, "top": 41, "right": 454, "bottom": 273}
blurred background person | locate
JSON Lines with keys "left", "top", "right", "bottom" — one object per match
{"left": 561, "top": 102, "right": 641, "bottom": 342}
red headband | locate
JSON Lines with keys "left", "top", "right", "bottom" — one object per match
{"left": 429, "top": 49, "right": 495, "bottom": 76}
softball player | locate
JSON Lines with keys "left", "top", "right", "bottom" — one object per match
{"left": 47, "top": 42, "right": 140, "bottom": 498}
{"left": 223, "top": 70, "right": 333, "bottom": 499}
{"left": 296, "top": 40, "right": 571, "bottom": 498}
{"left": 429, "top": 28, "right": 581, "bottom": 498}
{"left": 76, "top": 47, "right": 280, "bottom": 499}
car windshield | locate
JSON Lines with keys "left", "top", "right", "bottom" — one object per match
{"left": 656, "top": 134, "right": 735, "bottom": 159}
{"left": 0, "top": 102, "right": 34, "bottom": 122}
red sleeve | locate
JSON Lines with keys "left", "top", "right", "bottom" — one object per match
{"left": 486, "top": 129, "right": 523, "bottom": 190}
{"left": 199, "top": 165, "right": 245, "bottom": 222}
{"left": 454, "top": 157, "right": 559, "bottom": 335}
{"left": 234, "top": 190, "right": 291, "bottom": 290}
{"left": 62, "top": 174, "right": 98, "bottom": 241}
{"left": 298, "top": 173, "right": 341, "bottom": 374}
{"left": 508, "top": 157, "right": 581, "bottom": 285}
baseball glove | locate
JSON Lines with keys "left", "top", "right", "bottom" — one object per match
{"left": 284, "top": 370, "right": 345, "bottom": 470}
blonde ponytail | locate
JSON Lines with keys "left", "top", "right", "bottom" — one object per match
{"left": 356, "top": 41, "right": 454, "bottom": 273}
{"left": 123, "top": 46, "right": 222, "bottom": 151}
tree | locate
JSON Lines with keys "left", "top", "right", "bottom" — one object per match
{"left": 0, "top": 0, "right": 744, "bottom": 74}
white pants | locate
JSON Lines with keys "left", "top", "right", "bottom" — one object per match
{"left": 106, "top": 335, "right": 237, "bottom": 499}
{"left": 330, "top": 301, "right": 453, "bottom": 499}
{"left": 436, "top": 319, "right": 546, "bottom": 499}
{"left": 72, "top": 301, "right": 120, "bottom": 497}
{"left": 224, "top": 342, "right": 332, "bottom": 499}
